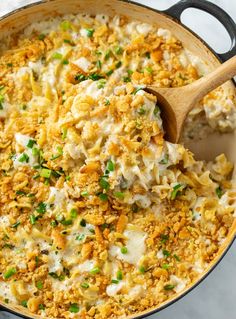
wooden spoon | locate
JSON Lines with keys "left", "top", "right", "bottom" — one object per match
{"left": 146, "top": 55, "right": 236, "bottom": 143}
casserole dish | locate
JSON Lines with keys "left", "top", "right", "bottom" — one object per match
{"left": 0, "top": 0, "right": 235, "bottom": 318}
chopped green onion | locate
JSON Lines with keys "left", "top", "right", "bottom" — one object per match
{"left": 58, "top": 274, "right": 65, "bottom": 281}
{"left": 163, "top": 249, "right": 171, "bottom": 257}
{"left": 131, "top": 203, "right": 139, "bottom": 213}
{"left": 111, "top": 279, "right": 119, "bottom": 284}
{"left": 160, "top": 234, "right": 169, "bottom": 244}
{"left": 104, "top": 50, "right": 111, "bottom": 60}
{"left": 51, "top": 146, "right": 63, "bottom": 160}
{"left": 159, "top": 154, "right": 169, "bottom": 165}
{"left": 11, "top": 221, "right": 20, "bottom": 229}
{"left": 89, "top": 73, "right": 104, "bottom": 81}
{"left": 75, "top": 74, "right": 87, "bottom": 82}
{"left": 99, "top": 176, "right": 110, "bottom": 190}
{"left": 21, "top": 300, "right": 28, "bottom": 308}
{"left": 121, "top": 246, "right": 128, "bottom": 254}
{"left": 40, "top": 168, "right": 51, "bottom": 178}
{"left": 139, "top": 266, "right": 146, "bottom": 274}
{"left": 61, "top": 127, "right": 67, "bottom": 140}
{"left": 114, "top": 192, "right": 124, "bottom": 199}
{"left": 49, "top": 272, "right": 59, "bottom": 279}
{"left": 2, "top": 244, "right": 14, "bottom": 249}
{"left": 52, "top": 52, "right": 63, "bottom": 59}
{"left": 60, "top": 20, "right": 71, "bottom": 31}
{"left": 70, "top": 208, "right": 78, "bottom": 219}
{"left": 115, "top": 61, "right": 122, "bottom": 69}
{"left": 36, "top": 202, "right": 47, "bottom": 214}
{"left": 38, "top": 34, "right": 45, "bottom": 40}
{"left": 123, "top": 76, "right": 131, "bottom": 82}
{"left": 164, "top": 284, "right": 175, "bottom": 291}
{"left": 162, "top": 263, "right": 170, "bottom": 270}
{"left": 51, "top": 220, "right": 58, "bottom": 228}
{"left": 99, "top": 193, "right": 108, "bottom": 201}
{"left": 107, "top": 159, "right": 115, "bottom": 172}
{"left": 145, "top": 52, "right": 151, "bottom": 58}
{"left": 7, "top": 63, "right": 13, "bottom": 67}
{"left": 3, "top": 268, "right": 17, "bottom": 279}
{"left": 173, "top": 254, "right": 180, "bottom": 261}
{"left": 61, "top": 219, "right": 73, "bottom": 226}
{"left": 154, "top": 105, "right": 160, "bottom": 116}
{"left": 105, "top": 99, "right": 110, "bottom": 105}
{"left": 101, "top": 223, "right": 109, "bottom": 231}
{"left": 86, "top": 28, "right": 95, "bottom": 37}
{"left": 146, "top": 66, "right": 153, "bottom": 73}
{"left": 97, "top": 79, "right": 106, "bottom": 89}
{"left": 62, "top": 59, "right": 69, "bottom": 65}
{"left": 35, "top": 256, "right": 40, "bottom": 267}
{"left": 0, "top": 94, "right": 4, "bottom": 110}
{"left": 26, "top": 139, "right": 36, "bottom": 148}
{"left": 81, "top": 191, "right": 89, "bottom": 197}
{"left": 90, "top": 267, "right": 100, "bottom": 275}
{"left": 39, "top": 149, "right": 45, "bottom": 165}
{"left": 81, "top": 282, "right": 89, "bottom": 288}
{"left": 39, "top": 304, "right": 45, "bottom": 310}
{"left": 64, "top": 39, "right": 72, "bottom": 44}
{"left": 32, "top": 147, "right": 40, "bottom": 156}
{"left": 106, "top": 70, "right": 113, "bottom": 76}
{"left": 133, "top": 87, "right": 143, "bottom": 95}
{"left": 69, "top": 303, "right": 80, "bottom": 313}
{"left": 16, "top": 190, "right": 27, "bottom": 196}
{"left": 116, "top": 270, "right": 123, "bottom": 280}
{"left": 138, "top": 106, "right": 146, "bottom": 115}
{"left": 36, "top": 281, "right": 43, "bottom": 290}
{"left": 65, "top": 175, "right": 71, "bottom": 181}
{"left": 30, "top": 214, "right": 36, "bottom": 225}
{"left": 56, "top": 215, "right": 65, "bottom": 222}
{"left": 96, "top": 60, "right": 102, "bottom": 69}
{"left": 80, "top": 219, "right": 86, "bottom": 227}
{"left": 114, "top": 46, "right": 123, "bottom": 55}
{"left": 76, "top": 234, "right": 85, "bottom": 241}
{"left": 18, "top": 153, "right": 29, "bottom": 163}
{"left": 215, "top": 186, "right": 223, "bottom": 198}
{"left": 170, "top": 184, "right": 182, "bottom": 200}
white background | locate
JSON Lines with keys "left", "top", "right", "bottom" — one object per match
{"left": 0, "top": 1, "right": 235, "bottom": 319}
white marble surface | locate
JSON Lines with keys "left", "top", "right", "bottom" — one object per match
{"left": 0, "top": 1, "right": 235, "bottom": 319}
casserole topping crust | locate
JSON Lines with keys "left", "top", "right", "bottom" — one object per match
{"left": 0, "top": 14, "right": 235, "bottom": 318}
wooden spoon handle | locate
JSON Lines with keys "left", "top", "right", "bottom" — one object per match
{"left": 189, "top": 55, "right": 236, "bottom": 103}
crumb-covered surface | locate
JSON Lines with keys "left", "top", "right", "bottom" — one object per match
{"left": 0, "top": 14, "right": 235, "bottom": 319}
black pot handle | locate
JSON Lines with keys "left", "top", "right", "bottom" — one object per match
{"left": 164, "top": 0, "right": 236, "bottom": 62}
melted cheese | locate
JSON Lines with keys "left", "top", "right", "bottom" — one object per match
{"left": 77, "top": 260, "right": 95, "bottom": 272}
{"left": 73, "top": 57, "right": 91, "bottom": 72}
{"left": 106, "top": 281, "right": 124, "bottom": 297}
{"left": 109, "top": 228, "right": 147, "bottom": 265}
{"left": 170, "top": 275, "right": 186, "bottom": 293}
{"left": 136, "top": 23, "right": 153, "bottom": 36}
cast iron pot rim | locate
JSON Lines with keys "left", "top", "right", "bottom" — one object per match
{"left": 0, "top": 1, "right": 235, "bottom": 318}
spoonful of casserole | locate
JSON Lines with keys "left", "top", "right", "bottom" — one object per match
{"left": 146, "top": 55, "right": 236, "bottom": 143}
